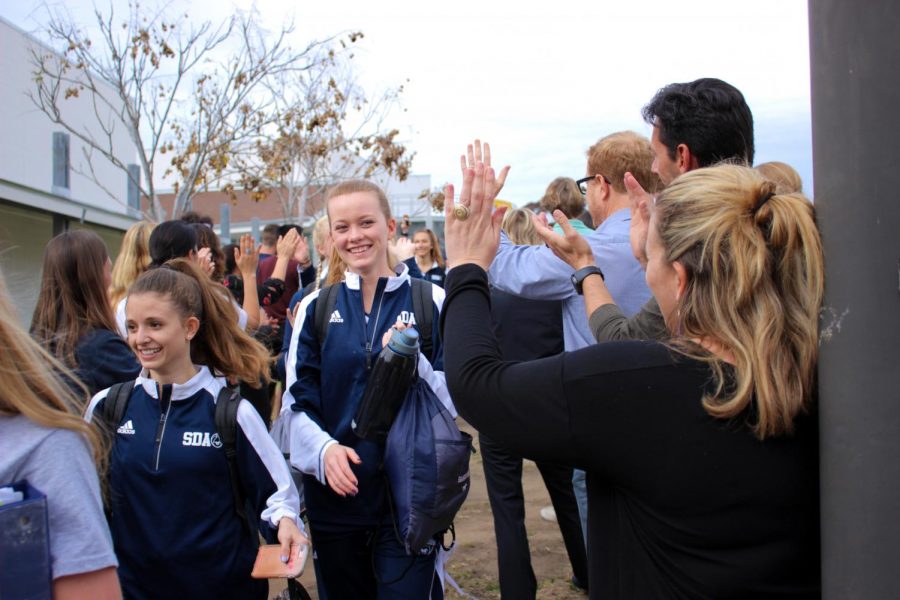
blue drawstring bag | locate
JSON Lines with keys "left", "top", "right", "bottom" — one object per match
{"left": 383, "top": 378, "right": 473, "bottom": 555}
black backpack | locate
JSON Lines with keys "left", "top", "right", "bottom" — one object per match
{"left": 313, "top": 278, "right": 434, "bottom": 360}
{"left": 94, "top": 382, "right": 250, "bottom": 534}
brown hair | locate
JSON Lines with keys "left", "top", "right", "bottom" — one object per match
{"left": 129, "top": 259, "right": 271, "bottom": 386}
{"left": 109, "top": 221, "right": 155, "bottom": 308}
{"left": 587, "top": 131, "right": 661, "bottom": 195}
{"left": 412, "top": 229, "right": 445, "bottom": 269}
{"left": 192, "top": 223, "right": 225, "bottom": 282}
{"left": 31, "top": 230, "right": 118, "bottom": 368}
{"left": 501, "top": 208, "right": 543, "bottom": 246}
{"left": 261, "top": 223, "right": 280, "bottom": 247}
{"left": 755, "top": 161, "right": 803, "bottom": 194}
{"left": 0, "top": 269, "right": 108, "bottom": 478}
{"left": 325, "top": 179, "right": 398, "bottom": 280}
{"left": 539, "top": 177, "right": 585, "bottom": 219}
{"left": 656, "top": 164, "right": 824, "bottom": 439}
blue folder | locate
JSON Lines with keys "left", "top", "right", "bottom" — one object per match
{"left": 0, "top": 480, "right": 52, "bottom": 600}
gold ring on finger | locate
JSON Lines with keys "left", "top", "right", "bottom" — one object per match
{"left": 454, "top": 205, "right": 470, "bottom": 221}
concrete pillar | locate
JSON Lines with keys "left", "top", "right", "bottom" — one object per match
{"left": 809, "top": 1, "right": 900, "bottom": 596}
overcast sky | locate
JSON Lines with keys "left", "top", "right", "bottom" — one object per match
{"left": 3, "top": 0, "right": 813, "bottom": 206}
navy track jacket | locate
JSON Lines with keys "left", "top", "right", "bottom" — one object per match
{"left": 280, "top": 265, "right": 454, "bottom": 530}
{"left": 87, "top": 367, "right": 301, "bottom": 600}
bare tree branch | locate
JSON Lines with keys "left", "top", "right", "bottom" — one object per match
{"left": 28, "top": 3, "right": 332, "bottom": 221}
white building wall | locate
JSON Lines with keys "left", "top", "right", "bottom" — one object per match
{"left": 0, "top": 17, "right": 136, "bottom": 214}
{"left": 0, "top": 17, "right": 139, "bottom": 323}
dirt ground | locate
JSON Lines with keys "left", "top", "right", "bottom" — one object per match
{"left": 271, "top": 419, "right": 586, "bottom": 599}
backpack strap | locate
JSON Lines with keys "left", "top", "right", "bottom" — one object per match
{"left": 314, "top": 283, "right": 340, "bottom": 347}
{"left": 215, "top": 386, "right": 252, "bottom": 537}
{"left": 94, "top": 381, "right": 133, "bottom": 435}
{"left": 410, "top": 278, "right": 433, "bottom": 362}
{"left": 315, "top": 279, "right": 433, "bottom": 360}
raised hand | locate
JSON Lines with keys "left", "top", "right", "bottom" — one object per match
{"left": 459, "top": 139, "right": 509, "bottom": 197}
{"left": 625, "top": 172, "right": 652, "bottom": 269}
{"left": 293, "top": 235, "right": 311, "bottom": 268}
{"left": 234, "top": 233, "right": 259, "bottom": 277}
{"left": 276, "top": 228, "right": 301, "bottom": 258}
{"left": 390, "top": 236, "right": 415, "bottom": 261}
{"left": 533, "top": 210, "right": 597, "bottom": 270}
{"left": 444, "top": 140, "right": 510, "bottom": 270}
{"left": 195, "top": 246, "right": 214, "bottom": 276}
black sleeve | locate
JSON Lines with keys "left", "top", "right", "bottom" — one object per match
{"left": 441, "top": 264, "right": 578, "bottom": 466}
{"left": 257, "top": 278, "right": 286, "bottom": 307}
{"left": 299, "top": 265, "right": 317, "bottom": 289}
{"left": 442, "top": 264, "right": 687, "bottom": 475}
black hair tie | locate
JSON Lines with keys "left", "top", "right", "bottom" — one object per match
{"left": 752, "top": 190, "right": 775, "bottom": 215}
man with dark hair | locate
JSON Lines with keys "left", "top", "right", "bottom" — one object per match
{"left": 641, "top": 77, "right": 754, "bottom": 186}
{"left": 587, "top": 78, "right": 754, "bottom": 346}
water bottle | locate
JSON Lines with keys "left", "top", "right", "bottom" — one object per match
{"left": 352, "top": 328, "right": 419, "bottom": 442}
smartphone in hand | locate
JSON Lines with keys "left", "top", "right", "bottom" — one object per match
{"left": 251, "top": 543, "right": 309, "bottom": 579}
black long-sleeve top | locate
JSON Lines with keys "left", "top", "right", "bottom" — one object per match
{"left": 441, "top": 264, "right": 820, "bottom": 599}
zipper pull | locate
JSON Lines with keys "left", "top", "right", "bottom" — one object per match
{"left": 366, "top": 342, "right": 372, "bottom": 371}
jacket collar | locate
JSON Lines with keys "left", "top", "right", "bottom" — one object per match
{"left": 342, "top": 262, "right": 411, "bottom": 292}
{"left": 138, "top": 365, "right": 217, "bottom": 400}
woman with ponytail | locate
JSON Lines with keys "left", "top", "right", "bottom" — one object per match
{"left": 86, "top": 258, "right": 305, "bottom": 600}
{"left": 442, "top": 154, "right": 823, "bottom": 598}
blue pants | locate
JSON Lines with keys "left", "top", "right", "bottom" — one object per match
{"left": 311, "top": 524, "right": 442, "bottom": 599}
{"left": 573, "top": 468, "right": 588, "bottom": 544}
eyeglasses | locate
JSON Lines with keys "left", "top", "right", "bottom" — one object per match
{"left": 576, "top": 174, "right": 612, "bottom": 195}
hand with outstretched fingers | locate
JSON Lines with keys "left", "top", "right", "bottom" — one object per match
{"left": 391, "top": 236, "right": 415, "bottom": 261}
{"left": 276, "top": 228, "right": 301, "bottom": 259}
{"left": 323, "top": 443, "right": 361, "bottom": 497}
{"left": 293, "top": 235, "right": 311, "bottom": 267}
{"left": 625, "top": 172, "right": 652, "bottom": 269}
{"left": 444, "top": 140, "right": 510, "bottom": 270}
{"left": 533, "top": 210, "right": 597, "bottom": 271}
{"left": 196, "top": 247, "right": 214, "bottom": 276}
{"left": 234, "top": 234, "right": 259, "bottom": 278}
{"left": 459, "top": 139, "right": 509, "bottom": 195}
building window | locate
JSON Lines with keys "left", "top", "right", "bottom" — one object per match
{"left": 52, "top": 132, "right": 70, "bottom": 196}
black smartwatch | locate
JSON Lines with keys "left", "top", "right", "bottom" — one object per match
{"left": 571, "top": 265, "right": 604, "bottom": 295}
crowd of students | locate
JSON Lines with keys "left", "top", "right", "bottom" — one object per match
{"left": 0, "top": 76, "right": 824, "bottom": 600}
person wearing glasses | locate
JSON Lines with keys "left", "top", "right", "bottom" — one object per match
{"left": 488, "top": 131, "right": 660, "bottom": 352}
{"left": 442, "top": 146, "right": 822, "bottom": 599}
{"left": 588, "top": 77, "right": 756, "bottom": 344}
{"left": 486, "top": 132, "right": 661, "bottom": 581}
{"left": 539, "top": 177, "right": 593, "bottom": 234}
